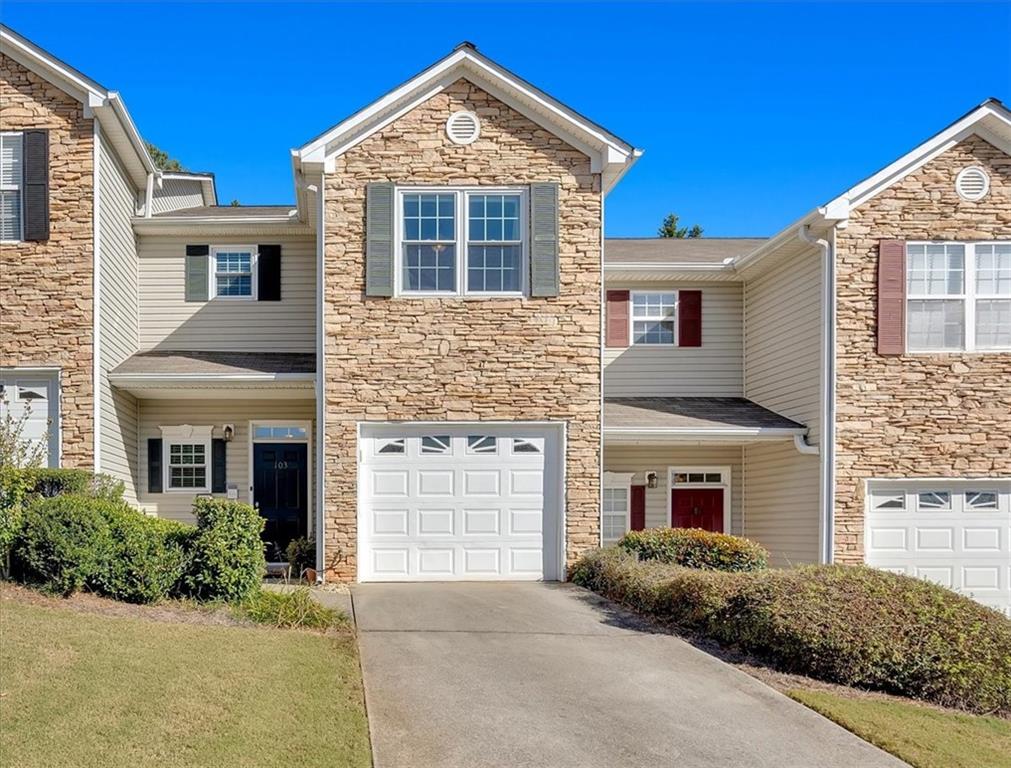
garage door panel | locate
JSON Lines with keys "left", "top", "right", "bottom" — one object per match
{"left": 866, "top": 482, "right": 1011, "bottom": 617}
{"left": 359, "top": 425, "right": 561, "bottom": 582}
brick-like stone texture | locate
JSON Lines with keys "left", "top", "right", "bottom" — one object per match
{"left": 834, "top": 135, "right": 1011, "bottom": 562}
{"left": 0, "top": 54, "right": 94, "bottom": 467}
{"left": 322, "top": 79, "right": 602, "bottom": 580}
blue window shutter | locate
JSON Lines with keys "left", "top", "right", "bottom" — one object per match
{"left": 529, "top": 182, "right": 559, "bottom": 297}
{"left": 185, "top": 245, "right": 209, "bottom": 302}
{"left": 366, "top": 182, "right": 394, "bottom": 296}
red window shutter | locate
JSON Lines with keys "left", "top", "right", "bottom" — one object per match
{"left": 877, "top": 240, "right": 906, "bottom": 355}
{"left": 606, "top": 290, "right": 629, "bottom": 348}
{"left": 678, "top": 290, "right": 702, "bottom": 347}
{"left": 630, "top": 485, "right": 646, "bottom": 531}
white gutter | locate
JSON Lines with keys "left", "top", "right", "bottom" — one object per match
{"left": 92, "top": 120, "right": 102, "bottom": 473}
{"left": 799, "top": 223, "right": 838, "bottom": 564}
{"left": 604, "top": 426, "right": 806, "bottom": 443}
{"left": 108, "top": 372, "right": 314, "bottom": 385}
{"left": 144, "top": 172, "right": 154, "bottom": 217}
{"left": 603, "top": 261, "right": 734, "bottom": 272}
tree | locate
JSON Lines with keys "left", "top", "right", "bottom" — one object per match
{"left": 145, "top": 142, "right": 184, "bottom": 172}
{"left": 229, "top": 199, "right": 241, "bottom": 207}
{"left": 657, "top": 213, "right": 703, "bottom": 239}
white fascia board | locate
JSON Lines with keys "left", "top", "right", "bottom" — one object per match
{"left": 0, "top": 25, "right": 107, "bottom": 104}
{"left": 603, "top": 426, "right": 805, "bottom": 443}
{"left": 297, "top": 46, "right": 637, "bottom": 184}
{"left": 109, "top": 372, "right": 315, "bottom": 385}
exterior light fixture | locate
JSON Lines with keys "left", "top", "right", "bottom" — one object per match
{"left": 646, "top": 471, "right": 658, "bottom": 489}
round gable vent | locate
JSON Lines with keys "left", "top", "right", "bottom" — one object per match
{"left": 955, "top": 166, "right": 990, "bottom": 201}
{"left": 446, "top": 111, "right": 480, "bottom": 145}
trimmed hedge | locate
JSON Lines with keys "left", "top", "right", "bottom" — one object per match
{"left": 25, "top": 468, "right": 125, "bottom": 502}
{"left": 14, "top": 495, "right": 116, "bottom": 596}
{"left": 572, "top": 548, "right": 1011, "bottom": 716}
{"left": 181, "top": 498, "right": 265, "bottom": 603}
{"left": 619, "top": 528, "right": 768, "bottom": 572}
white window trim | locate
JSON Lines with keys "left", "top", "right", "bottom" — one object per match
{"left": 160, "top": 424, "right": 213, "bottom": 493}
{"left": 210, "top": 245, "right": 257, "bottom": 301}
{"left": 666, "top": 466, "right": 732, "bottom": 534}
{"left": 393, "top": 186, "right": 528, "bottom": 298}
{"left": 0, "top": 131, "right": 24, "bottom": 244}
{"left": 906, "top": 241, "right": 1011, "bottom": 354}
{"left": 629, "top": 290, "right": 679, "bottom": 346}
{"left": 247, "top": 420, "right": 313, "bottom": 543}
{"left": 602, "top": 471, "right": 635, "bottom": 546}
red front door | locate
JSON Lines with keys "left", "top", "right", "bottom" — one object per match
{"left": 671, "top": 488, "right": 724, "bottom": 533}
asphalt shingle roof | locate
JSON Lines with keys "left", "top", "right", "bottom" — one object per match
{"left": 604, "top": 397, "right": 804, "bottom": 431}
{"left": 604, "top": 238, "right": 766, "bottom": 265}
{"left": 111, "top": 351, "right": 315, "bottom": 376}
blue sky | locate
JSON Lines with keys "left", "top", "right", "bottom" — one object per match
{"left": 4, "top": 2, "right": 1009, "bottom": 236}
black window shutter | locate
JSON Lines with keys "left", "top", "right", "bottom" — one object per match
{"left": 257, "top": 244, "right": 281, "bottom": 301}
{"left": 147, "top": 438, "right": 163, "bottom": 493}
{"left": 211, "top": 438, "right": 227, "bottom": 493}
{"left": 22, "top": 130, "right": 50, "bottom": 241}
{"left": 365, "top": 182, "right": 395, "bottom": 296}
{"left": 185, "top": 245, "right": 210, "bottom": 301}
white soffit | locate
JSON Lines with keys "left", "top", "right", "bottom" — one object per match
{"left": 294, "top": 44, "right": 640, "bottom": 192}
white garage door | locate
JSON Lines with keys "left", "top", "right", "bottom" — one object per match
{"left": 866, "top": 480, "right": 1011, "bottom": 617}
{"left": 0, "top": 373, "right": 59, "bottom": 467}
{"left": 359, "top": 424, "right": 563, "bottom": 582}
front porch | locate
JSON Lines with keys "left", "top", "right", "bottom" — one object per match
{"left": 603, "top": 397, "right": 822, "bottom": 565}
{"left": 109, "top": 350, "right": 318, "bottom": 564}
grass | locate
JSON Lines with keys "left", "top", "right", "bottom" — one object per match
{"left": 0, "top": 592, "right": 371, "bottom": 768}
{"left": 788, "top": 689, "right": 1011, "bottom": 768}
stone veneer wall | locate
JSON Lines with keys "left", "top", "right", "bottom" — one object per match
{"left": 0, "top": 53, "right": 94, "bottom": 467}
{"left": 322, "top": 79, "right": 602, "bottom": 580}
{"left": 834, "top": 135, "right": 1011, "bottom": 562}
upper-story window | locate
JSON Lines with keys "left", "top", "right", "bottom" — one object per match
{"left": 212, "top": 246, "right": 255, "bottom": 298}
{"left": 0, "top": 132, "right": 23, "bottom": 242}
{"left": 397, "top": 188, "right": 525, "bottom": 296}
{"left": 906, "top": 242, "right": 1010, "bottom": 352}
{"left": 631, "top": 291, "right": 677, "bottom": 345}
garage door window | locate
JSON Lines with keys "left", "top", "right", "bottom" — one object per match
{"left": 466, "top": 435, "right": 497, "bottom": 454}
{"left": 376, "top": 438, "right": 405, "bottom": 455}
{"left": 420, "top": 435, "right": 451, "bottom": 455}
{"left": 966, "top": 491, "right": 998, "bottom": 509}
{"left": 916, "top": 491, "right": 950, "bottom": 510}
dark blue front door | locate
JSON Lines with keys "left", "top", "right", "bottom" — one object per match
{"left": 253, "top": 442, "right": 308, "bottom": 562}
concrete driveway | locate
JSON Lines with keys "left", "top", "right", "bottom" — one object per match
{"left": 352, "top": 582, "right": 907, "bottom": 768}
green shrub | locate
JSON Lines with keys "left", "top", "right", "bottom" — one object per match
{"left": 91, "top": 506, "right": 190, "bottom": 604}
{"left": 25, "top": 468, "right": 125, "bottom": 502}
{"left": 572, "top": 548, "right": 1011, "bottom": 716}
{"left": 181, "top": 498, "right": 265, "bottom": 603}
{"left": 285, "top": 536, "right": 316, "bottom": 578}
{"left": 239, "top": 587, "right": 345, "bottom": 630}
{"left": 618, "top": 527, "right": 768, "bottom": 572}
{"left": 0, "top": 466, "right": 32, "bottom": 573}
{"left": 13, "top": 495, "right": 115, "bottom": 595}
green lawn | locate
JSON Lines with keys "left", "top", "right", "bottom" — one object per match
{"left": 789, "top": 689, "right": 1011, "bottom": 768}
{"left": 0, "top": 596, "right": 371, "bottom": 768}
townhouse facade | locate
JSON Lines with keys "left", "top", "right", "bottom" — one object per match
{"left": 1, "top": 26, "right": 1008, "bottom": 613}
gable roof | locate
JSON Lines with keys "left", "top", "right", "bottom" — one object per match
{"left": 0, "top": 24, "right": 157, "bottom": 187}
{"left": 735, "top": 98, "right": 1011, "bottom": 273}
{"left": 293, "top": 42, "right": 641, "bottom": 193}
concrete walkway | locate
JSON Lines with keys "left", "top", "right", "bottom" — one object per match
{"left": 352, "top": 582, "right": 907, "bottom": 768}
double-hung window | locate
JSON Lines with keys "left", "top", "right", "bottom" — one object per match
{"left": 212, "top": 246, "right": 255, "bottom": 298}
{"left": 398, "top": 189, "right": 525, "bottom": 296}
{"left": 631, "top": 291, "right": 677, "bottom": 345}
{"left": 161, "top": 426, "right": 212, "bottom": 492}
{"left": 0, "top": 133, "right": 23, "bottom": 242}
{"left": 906, "top": 242, "right": 1011, "bottom": 352}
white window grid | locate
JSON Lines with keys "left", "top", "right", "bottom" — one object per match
{"left": 166, "top": 442, "right": 209, "bottom": 492}
{"left": 601, "top": 487, "right": 630, "bottom": 545}
{"left": 630, "top": 291, "right": 678, "bottom": 345}
{"left": 211, "top": 245, "right": 256, "bottom": 300}
{"left": 906, "top": 241, "right": 1011, "bottom": 353}
{"left": 0, "top": 132, "right": 23, "bottom": 243}
{"left": 395, "top": 187, "right": 527, "bottom": 297}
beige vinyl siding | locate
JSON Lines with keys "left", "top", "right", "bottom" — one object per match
{"left": 97, "top": 134, "right": 140, "bottom": 502}
{"left": 743, "top": 250, "right": 822, "bottom": 441}
{"left": 603, "top": 282, "right": 743, "bottom": 396}
{"left": 742, "top": 442, "right": 820, "bottom": 565}
{"left": 137, "top": 235, "right": 315, "bottom": 352}
{"left": 150, "top": 178, "right": 204, "bottom": 214}
{"left": 137, "top": 399, "right": 315, "bottom": 523}
{"left": 603, "top": 444, "right": 743, "bottom": 534}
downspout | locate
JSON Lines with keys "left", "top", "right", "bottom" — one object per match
{"left": 598, "top": 174, "right": 606, "bottom": 550}
{"left": 144, "top": 172, "right": 154, "bottom": 217}
{"left": 799, "top": 223, "right": 836, "bottom": 564}
{"left": 92, "top": 120, "right": 102, "bottom": 472}
{"left": 308, "top": 177, "right": 326, "bottom": 584}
